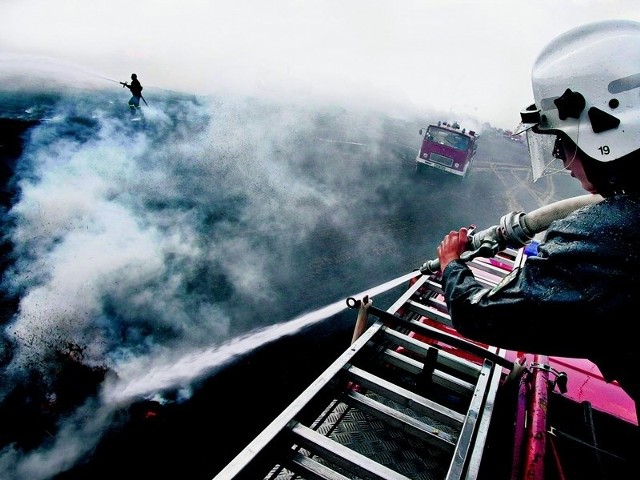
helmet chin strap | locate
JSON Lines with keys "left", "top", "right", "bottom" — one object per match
{"left": 562, "top": 132, "right": 579, "bottom": 172}
{"left": 548, "top": 150, "right": 576, "bottom": 177}
{"left": 563, "top": 150, "right": 577, "bottom": 170}
{"left": 539, "top": 131, "right": 579, "bottom": 179}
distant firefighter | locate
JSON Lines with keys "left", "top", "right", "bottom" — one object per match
{"left": 120, "top": 73, "right": 146, "bottom": 113}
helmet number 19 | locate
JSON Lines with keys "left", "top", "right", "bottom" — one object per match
{"left": 598, "top": 146, "right": 611, "bottom": 155}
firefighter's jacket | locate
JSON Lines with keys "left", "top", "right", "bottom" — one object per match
{"left": 441, "top": 194, "right": 640, "bottom": 411}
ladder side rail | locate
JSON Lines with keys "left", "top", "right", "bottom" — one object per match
{"left": 464, "top": 348, "right": 505, "bottom": 479}
{"left": 445, "top": 359, "right": 497, "bottom": 480}
{"left": 386, "top": 273, "right": 430, "bottom": 313}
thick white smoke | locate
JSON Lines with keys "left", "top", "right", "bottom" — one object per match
{"left": 0, "top": 71, "right": 434, "bottom": 478}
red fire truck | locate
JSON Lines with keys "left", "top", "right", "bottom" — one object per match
{"left": 416, "top": 121, "right": 479, "bottom": 178}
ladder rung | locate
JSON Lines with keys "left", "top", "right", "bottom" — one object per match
{"left": 423, "top": 277, "right": 444, "bottom": 295}
{"left": 401, "top": 318, "right": 512, "bottom": 370}
{"left": 469, "top": 260, "right": 510, "bottom": 280}
{"left": 425, "top": 294, "right": 448, "bottom": 311}
{"left": 285, "top": 450, "right": 351, "bottom": 480}
{"left": 404, "top": 299, "right": 452, "bottom": 326}
{"left": 367, "top": 306, "right": 512, "bottom": 370}
{"left": 289, "top": 422, "right": 413, "bottom": 480}
{"left": 345, "top": 364, "right": 466, "bottom": 428}
{"left": 380, "top": 327, "right": 481, "bottom": 379}
{"left": 345, "top": 390, "right": 457, "bottom": 451}
{"left": 379, "top": 347, "right": 475, "bottom": 396}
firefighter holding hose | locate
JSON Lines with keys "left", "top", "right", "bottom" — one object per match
{"left": 437, "top": 20, "right": 640, "bottom": 423}
{"left": 120, "top": 73, "right": 147, "bottom": 114}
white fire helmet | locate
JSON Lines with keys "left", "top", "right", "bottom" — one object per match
{"left": 514, "top": 20, "right": 640, "bottom": 181}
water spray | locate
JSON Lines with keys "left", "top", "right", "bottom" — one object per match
{"left": 105, "top": 269, "right": 421, "bottom": 404}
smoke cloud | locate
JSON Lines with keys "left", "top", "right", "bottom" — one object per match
{"left": 0, "top": 56, "right": 583, "bottom": 479}
{"left": 0, "top": 63, "right": 455, "bottom": 478}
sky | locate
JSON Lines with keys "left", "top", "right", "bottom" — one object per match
{"left": 1, "top": 0, "right": 639, "bottom": 130}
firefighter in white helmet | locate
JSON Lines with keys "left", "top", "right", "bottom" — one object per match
{"left": 438, "top": 20, "right": 640, "bottom": 424}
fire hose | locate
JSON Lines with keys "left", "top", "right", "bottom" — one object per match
{"left": 419, "top": 193, "right": 604, "bottom": 274}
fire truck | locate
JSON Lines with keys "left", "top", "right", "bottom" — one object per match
{"left": 416, "top": 121, "right": 479, "bottom": 179}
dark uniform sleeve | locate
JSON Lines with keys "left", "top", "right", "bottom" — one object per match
{"left": 440, "top": 197, "right": 640, "bottom": 358}
{"left": 441, "top": 259, "right": 544, "bottom": 352}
